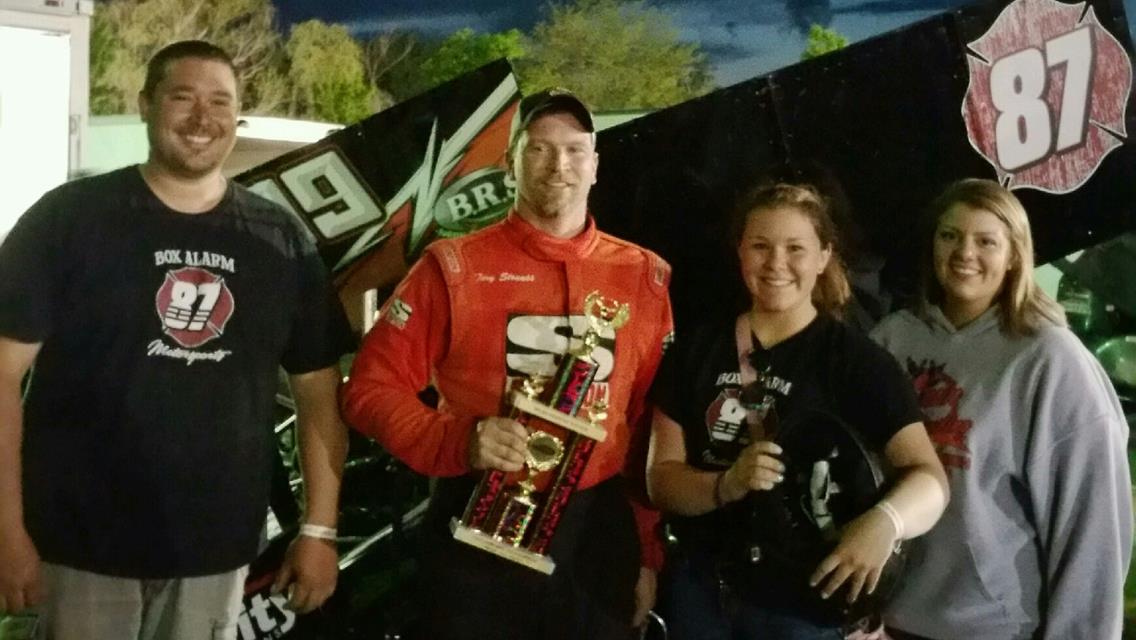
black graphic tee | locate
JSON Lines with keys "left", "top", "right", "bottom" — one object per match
{"left": 0, "top": 167, "right": 353, "bottom": 578}
{"left": 649, "top": 314, "right": 921, "bottom": 553}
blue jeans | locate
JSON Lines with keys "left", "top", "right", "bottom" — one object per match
{"left": 661, "top": 551, "right": 843, "bottom": 640}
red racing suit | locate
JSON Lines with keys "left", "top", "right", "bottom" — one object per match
{"left": 342, "top": 211, "right": 674, "bottom": 568}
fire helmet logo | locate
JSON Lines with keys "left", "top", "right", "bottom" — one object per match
{"left": 907, "top": 359, "right": 973, "bottom": 470}
{"left": 962, "top": 0, "right": 1131, "bottom": 192}
{"left": 706, "top": 387, "right": 747, "bottom": 444}
{"left": 155, "top": 267, "right": 235, "bottom": 348}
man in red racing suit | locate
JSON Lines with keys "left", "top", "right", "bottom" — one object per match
{"left": 342, "top": 89, "right": 673, "bottom": 639}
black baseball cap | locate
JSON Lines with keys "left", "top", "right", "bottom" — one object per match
{"left": 510, "top": 88, "right": 595, "bottom": 147}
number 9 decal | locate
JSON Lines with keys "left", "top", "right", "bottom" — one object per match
{"left": 246, "top": 149, "right": 388, "bottom": 243}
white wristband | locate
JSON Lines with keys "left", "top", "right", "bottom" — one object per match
{"left": 299, "top": 523, "right": 337, "bottom": 541}
{"left": 873, "top": 499, "right": 905, "bottom": 541}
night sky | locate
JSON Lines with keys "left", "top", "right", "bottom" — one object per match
{"left": 269, "top": 0, "right": 1136, "bottom": 86}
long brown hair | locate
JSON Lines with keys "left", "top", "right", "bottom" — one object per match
{"left": 918, "top": 179, "right": 1066, "bottom": 336}
{"left": 732, "top": 183, "right": 851, "bottom": 317}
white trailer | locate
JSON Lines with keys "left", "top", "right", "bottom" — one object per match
{"left": 0, "top": 0, "right": 92, "bottom": 238}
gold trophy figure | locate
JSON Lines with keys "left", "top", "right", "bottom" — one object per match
{"left": 451, "top": 291, "right": 629, "bottom": 574}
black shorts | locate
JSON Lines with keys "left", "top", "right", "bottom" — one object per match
{"left": 414, "top": 475, "right": 641, "bottom": 640}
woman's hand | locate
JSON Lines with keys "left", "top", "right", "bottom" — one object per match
{"left": 717, "top": 441, "right": 784, "bottom": 504}
{"left": 809, "top": 505, "right": 899, "bottom": 603}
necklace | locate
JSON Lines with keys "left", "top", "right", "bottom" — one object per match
{"left": 736, "top": 313, "right": 779, "bottom": 440}
{"left": 743, "top": 339, "right": 777, "bottom": 414}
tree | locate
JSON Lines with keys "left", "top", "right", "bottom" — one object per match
{"left": 363, "top": 30, "right": 420, "bottom": 112}
{"left": 285, "top": 20, "right": 376, "bottom": 124}
{"left": 802, "top": 24, "right": 849, "bottom": 60}
{"left": 516, "top": 0, "right": 713, "bottom": 111}
{"left": 89, "top": 0, "right": 287, "bottom": 114}
{"left": 89, "top": 8, "right": 124, "bottom": 114}
{"left": 418, "top": 28, "right": 525, "bottom": 90}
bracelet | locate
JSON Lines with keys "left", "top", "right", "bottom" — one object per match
{"left": 712, "top": 471, "right": 727, "bottom": 509}
{"left": 299, "top": 523, "right": 337, "bottom": 541}
{"left": 873, "top": 499, "right": 905, "bottom": 540}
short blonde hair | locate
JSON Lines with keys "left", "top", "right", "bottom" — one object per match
{"left": 733, "top": 183, "right": 851, "bottom": 317}
{"left": 919, "top": 179, "right": 1065, "bottom": 336}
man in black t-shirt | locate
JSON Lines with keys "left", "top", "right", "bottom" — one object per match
{"left": 0, "top": 41, "right": 353, "bottom": 640}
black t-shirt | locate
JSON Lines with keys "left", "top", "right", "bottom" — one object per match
{"left": 0, "top": 166, "right": 354, "bottom": 578}
{"left": 650, "top": 313, "right": 921, "bottom": 550}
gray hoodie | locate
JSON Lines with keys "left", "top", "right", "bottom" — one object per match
{"left": 872, "top": 307, "right": 1132, "bottom": 639}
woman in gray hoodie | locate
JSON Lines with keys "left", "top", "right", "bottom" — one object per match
{"left": 872, "top": 179, "right": 1133, "bottom": 639}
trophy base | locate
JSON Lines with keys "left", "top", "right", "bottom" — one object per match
{"left": 450, "top": 519, "right": 556, "bottom": 575}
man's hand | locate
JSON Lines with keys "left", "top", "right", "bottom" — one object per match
{"left": 631, "top": 566, "right": 657, "bottom": 629}
{"left": 0, "top": 527, "right": 43, "bottom": 614}
{"left": 272, "top": 535, "right": 338, "bottom": 614}
{"left": 468, "top": 417, "right": 528, "bottom": 472}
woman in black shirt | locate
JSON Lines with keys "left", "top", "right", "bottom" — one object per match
{"left": 647, "top": 183, "right": 948, "bottom": 639}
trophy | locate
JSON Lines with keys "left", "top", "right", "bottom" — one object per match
{"left": 451, "top": 291, "right": 630, "bottom": 574}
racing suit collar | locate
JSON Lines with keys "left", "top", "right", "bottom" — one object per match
{"left": 504, "top": 210, "right": 599, "bottom": 261}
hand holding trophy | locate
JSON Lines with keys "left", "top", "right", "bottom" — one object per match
{"left": 451, "top": 291, "right": 629, "bottom": 574}
{"left": 467, "top": 417, "right": 529, "bottom": 473}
